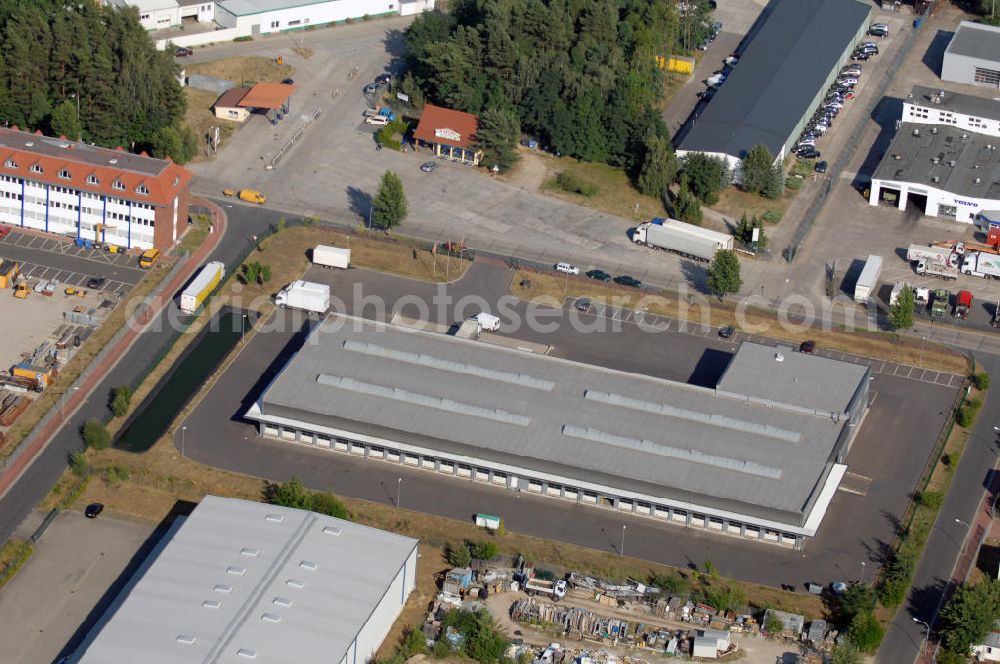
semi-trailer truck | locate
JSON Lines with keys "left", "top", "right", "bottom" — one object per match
{"left": 312, "top": 245, "right": 351, "bottom": 269}
{"left": 275, "top": 280, "right": 330, "bottom": 314}
{"left": 953, "top": 290, "right": 973, "bottom": 319}
{"left": 906, "top": 244, "right": 955, "bottom": 265}
{"left": 179, "top": 261, "right": 225, "bottom": 314}
{"left": 962, "top": 252, "right": 1000, "bottom": 279}
{"left": 915, "top": 258, "right": 959, "bottom": 280}
{"left": 854, "top": 255, "right": 882, "bottom": 304}
{"left": 632, "top": 218, "right": 734, "bottom": 262}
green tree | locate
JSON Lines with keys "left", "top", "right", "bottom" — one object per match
{"left": 734, "top": 213, "right": 768, "bottom": 249}
{"left": 837, "top": 582, "right": 876, "bottom": 625}
{"left": 270, "top": 477, "right": 312, "bottom": 510}
{"left": 68, "top": 450, "right": 88, "bottom": 476}
{"left": 441, "top": 609, "right": 509, "bottom": 663}
{"left": 971, "top": 372, "right": 991, "bottom": 390}
{"left": 940, "top": 579, "right": 1000, "bottom": 656}
{"left": 402, "top": 628, "right": 426, "bottom": 658}
{"left": 82, "top": 419, "right": 111, "bottom": 450}
{"left": 847, "top": 610, "right": 885, "bottom": 654}
{"left": 706, "top": 249, "right": 742, "bottom": 299}
{"left": 470, "top": 540, "right": 498, "bottom": 560}
{"left": 764, "top": 614, "right": 784, "bottom": 635}
{"left": 50, "top": 98, "right": 81, "bottom": 140}
{"left": 650, "top": 572, "right": 689, "bottom": 595}
{"left": 683, "top": 152, "right": 728, "bottom": 204}
{"left": 242, "top": 262, "right": 260, "bottom": 285}
{"left": 371, "top": 171, "right": 408, "bottom": 230}
{"left": 446, "top": 541, "right": 472, "bottom": 567}
{"left": 740, "top": 144, "right": 775, "bottom": 195}
{"left": 879, "top": 547, "right": 916, "bottom": 607}
{"left": 670, "top": 177, "right": 702, "bottom": 225}
{"left": 890, "top": 284, "right": 915, "bottom": 330}
{"left": 260, "top": 264, "right": 272, "bottom": 284}
{"left": 476, "top": 106, "right": 520, "bottom": 172}
{"left": 110, "top": 385, "right": 132, "bottom": 417}
{"left": 762, "top": 163, "right": 785, "bottom": 199}
{"left": 829, "top": 642, "right": 863, "bottom": 664}
{"left": 636, "top": 130, "right": 677, "bottom": 197}
{"left": 310, "top": 491, "right": 349, "bottom": 519}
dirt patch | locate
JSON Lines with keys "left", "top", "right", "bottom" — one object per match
{"left": 182, "top": 88, "right": 236, "bottom": 164}
{"left": 185, "top": 56, "right": 294, "bottom": 86}
{"left": 512, "top": 270, "right": 969, "bottom": 374}
{"left": 536, "top": 157, "right": 667, "bottom": 221}
{"left": 502, "top": 150, "right": 548, "bottom": 193}
{"left": 712, "top": 187, "right": 789, "bottom": 224}
{"left": 292, "top": 47, "right": 314, "bottom": 59}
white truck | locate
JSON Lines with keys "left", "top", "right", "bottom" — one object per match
{"left": 275, "top": 280, "right": 330, "bottom": 314}
{"left": 632, "top": 218, "right": 734, "bottom": 262}
{"left": 179, "top": 261, "right": 225, "bottom": 314}
{"left": 854, "top": 254, "right": 882, "bottom": 305}
{"left": 313, "top": 244, "right": 350, "bottom": 269}
{"left": 906, "top": 244, "right": 954, "bottom": 266}
{"left": 915, "top": 258, "right": 958, "bottom": 280}
{"left": 962, "top": 251, "right": 1000, "bottom": 279}
{"left": 524, "top": 577, "right": 567, "bottom": 601}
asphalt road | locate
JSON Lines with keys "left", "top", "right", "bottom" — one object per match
{"left": 0, "top": 206, "right": 281, "bottom": 544}
{"left": 878, "top": 351, "right": 1000, "bottom": 663}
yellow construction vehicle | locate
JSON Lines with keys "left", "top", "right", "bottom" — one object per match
{"left": 13, "top": 278, "right": 29, "bottom": 299}
{"left": 238, "top": 190, "right": 266, "bottom": 205}
{"left": 0, "top": 260, "right": 20, "bottom": 289}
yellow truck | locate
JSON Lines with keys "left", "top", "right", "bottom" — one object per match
{"left": 238, "top": 190, "right": 266, "bottom": 205}
{"left": 13, "top": 278, "right": 29, "bottom": 299}
{"left": 139, "top": 248, "right": 160, "bottom": 269}
{"left": 0, "top": 260, "right": 20, "bottom": 289}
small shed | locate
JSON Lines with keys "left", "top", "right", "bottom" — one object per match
{"left": 443, "top": 567, "right": 473, "bottom": 595}
{"left": 807, "top": 619, "right": 828, "bottom": 645}
{"left": 213, "top": 87, "right": 251, "bottom": 122}
{"left": 763, "top": 608, "right": 805, "bottom": 638}
{"left": 692, "top": 636, "right": 720, "bottom": 659}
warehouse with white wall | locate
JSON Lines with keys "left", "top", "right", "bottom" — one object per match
{"left": 215, "top": 0, "right": 400, "bottom": 36}
{"left": 942, "top": 21, "right": 1000, "bottom": 88}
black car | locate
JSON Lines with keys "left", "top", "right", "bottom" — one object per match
{"left": 718, "top": 325, "right": 735, "bottom": 339}
{"left": 174, "top": 47, "right": 193, "bottom": 57}
{"left": 586, "top": 269, "right": 611, "bottom": 282}
{"left": 814, "top": 160, "right": 828, "bottom": 173}
{"left": 613, "top": 275, "right": 642, "bottom": 288}
{"left": 851, "top": 52, "right": 871, "bottom": 61}
{"left": 281, "top": 78, "right": 294, "bottom": 84}
{"left": 797, "top": 148, "right": 821, "bottom": 159}
{"left": 799, "top": 340, "right": 816, "bottom": 354}
{"left": 374, "top": 73, "right": 392, "bottom": 86}
{"left": 86, "top": 277, "right": 107, "bottom": 290}
{"left": 575, "top": 297, "right": 592, "bottom": 312}
{"left": 85, "top": 503, "right": 104, "bottom": 518}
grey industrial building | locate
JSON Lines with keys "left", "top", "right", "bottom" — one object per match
{"left": 245, "top": 316, "right": 871, "bottom": 549}
{"left": 70, "top": 496, "right": 418, "bottom": 664}
{"left": 676, "top": 0, "right": 871, "bottom": 171}
{"left": 942, "top": 20, "right": 1000, "bottom": 88}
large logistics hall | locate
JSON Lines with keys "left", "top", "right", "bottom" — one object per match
{"left": 246, "top": 316, "right": 871, "bottom": 549}
{"left": 676, "top": 0, "right": 871, "bottom": 170}
{"left": 69, "top": 496, "right": 418, "bottom": 664}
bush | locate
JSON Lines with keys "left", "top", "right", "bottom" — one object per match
{"left": 377, "top": 119, "right": 408, "bottom": 151}
{"left": 233, "top": 35, "right": 253, "bottom": 42}
{"left": 110, "top": 385, "right": 132, "bottom": 417}
{"left": 401, "top": 627, "right": 426, "bottom": 658}
{"left": 446, "top": 541, "right": 472, "bottom": 567}
{"left": 942, "top": 452, "right": 953, "bottom": 467}
{"left": 971, "top": 372, "right": 991, "bottom": 390}
{"left": 470, "top": 540, "right": 498, "bottom": 560}
{"left": 310, "top": 491, "right": 349, "bottom": 519}
{"left": 553, "top": 171, "right": 597, "bottom": 196}
{"left": 847, "top": 610, "right": 885, "bottom": 653}
{"left": 102, "top": 464, "right": 130, "bottom": 484}
{"left": 650, "top": 572, "right": 689, "bottom": 595}
{"left": 956, "top": 406, "right": 974, "bottom": 428}
{"left": 82, "top": 419, "right": 111, "bottom": 450}
{"left": 784, "top": 176, "right": 802, "bottom": 191}
{"left": 68, "top": 451, "right": 88, "bottom": 476}
{"left": 761, "top": 210, "right": 783, "bottom": 223}
{"left": 915, "top": 490, "right": 944, "bottom": 511}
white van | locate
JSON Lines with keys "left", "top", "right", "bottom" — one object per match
{"left": 469, "top": 312, "right": 501, "bottom": 332}
{"left": 365, "top": 115, "right": 389, "bottom": 126}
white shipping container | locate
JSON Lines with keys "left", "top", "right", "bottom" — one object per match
{"left": 313, "top": 245, "right": 350, "bottom": 269}
{"left": 275, "top": 280, "right": 330, "bottom": 314}
{"left": 179, "top": 261, "right": 225, "bottom": 314}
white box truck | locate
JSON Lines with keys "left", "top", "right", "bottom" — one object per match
{"left": 632, "top": 218, "right": 734, "bottom": 262}
{"left": 179, "top": 261, "right": 225, "bottom": 314}
{"left": 962, "top": 252, "right": 1000, "bottom": 279}
{"left": 275, "top": 280, "right": 330, "bottom": 314}
{"left": 915, "top": 258, "right": 958, "bottom": 280}
{"left": 906, "top": 244, "right": 954, "bottom": 265}
{"left": 854, "top": 255, "right": 882, "bottom": 304}
{"left": 312, "top": 245, "right": 350, "bottom": 269}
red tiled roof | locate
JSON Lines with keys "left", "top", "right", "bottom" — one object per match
{"left": 0, "top": 128, "right": 192, "bottom": 208}
{"left": 413, "top": 104, "right": 479, "bottom": 150}
{"left": 238, "top": 83, "right": 297, "bottom": 109}
{"left": 214, "top": 87, "right": 251, "bottom": 110}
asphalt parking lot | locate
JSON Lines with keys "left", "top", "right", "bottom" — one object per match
{"left": 0, "top": 509, "right": 157, "bottom": 664}
{"left": 180, "top": 262, "right": 958, "bottom": 587}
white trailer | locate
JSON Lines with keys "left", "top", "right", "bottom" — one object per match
{"left": 915, "top": 259, "right": 958, "bottom": 280}
{"left": 632, "top": 218, "right": 734, "bottom": 262}
{"left": 179, "top": 261, "right": 225, "bottom": 314}
{"left": 963, "top": 252, "right": 1000, "bottom": 279}
{"left": 854, "top": 255, "right": 882, "bottom": 305}
{"left": 312, "top": 244, "right": 350, "bottom": 269}
{"left": 274, "top": 280, "right": 330, "bottom": 314}
{"left": 906, "top": 244, "right": 954, "bottom": 265}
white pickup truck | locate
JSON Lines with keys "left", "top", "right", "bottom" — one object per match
{"left": 524, "top": 577, "right": 567, "bottom": 601}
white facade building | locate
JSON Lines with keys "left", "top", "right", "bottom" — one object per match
{"left": 869, "top": 86, "right": 1000, "bottom": 223}
{"left": 70, "top": 496, "right": 419, "bottom": 664}
{"left": 109, "top": 0, "right": 181, "bottom": 30}
{"left": 215, "top": 0, "right": 399, "bottom": 36}
{"left": 942, "top": 21, "right": 1000, "bottom": 89}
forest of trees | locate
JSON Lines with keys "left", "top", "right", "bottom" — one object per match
{"left": 403, "top": 0, "right": 713, "bottom": 176}
{"left": 0, "top": 1, "right": 195, "bottom": 162}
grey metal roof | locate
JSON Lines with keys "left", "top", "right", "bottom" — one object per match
{"left": 216, "top": 0, "right": 339, "bottom": 16}
{"left": 909, "top": 85, "right": 1000, "bottom": 123}
{"left": 873, "top": 122, "right": 1000, "bottom": 200}
{"left": 717, "top": 343, "right": 869, "bottom": 415}
{"left": 945, "top": 20, "right": 1000, "bottom": 63}
{"left": 677, "top": 0, "right": 871, "bottom": 159}
{"left": 254, "top": 317, "right": 865, "bottom": 525}
{"left": 73, "top": 496, "right": 417, "bottom": 664}
{"left": 0, "top": 128, "right": 171, "bottom": 177}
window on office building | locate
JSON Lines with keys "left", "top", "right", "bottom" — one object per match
{"left": 136, "top": 184, "right": 149, "bottom": 195}
{"left": 270, "top": 20, "right": 279, "bottom": 28}
{"left": 974, "top": 67, "right": 1000, "bottom": 86}
{"left": 112, "top": 180, "right": 124, "bottom": 191}
{"left": 30, "top": 164, "right": 42, "bottom": 174}
{"left": 58, "top": 169, "right": 71, "bottom": 180}
{"left": 87, "top": 174, "right": 99, "bottom": 185}
{"left": 4, "top": 159, "right": 16, "bottom": 169}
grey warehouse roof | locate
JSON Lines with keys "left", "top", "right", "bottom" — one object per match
{"left": 216, "top": 0, "right": 336, "bottom": 16}
{"left": 253, "top": 317, "right": 867, "bottom": 526}
{"left": 910, "top": 85, "right": 1000, "bottom": 123}
{"left": 945, "top": 20, "right": 1000, "bottom": 63}
{"left": 0, "top": 128, "right": 171, "bottom": 177}
{"left": 72, "top": 496, "right": 418, "bottom": 664}
{"left": 677, "top": 0, "right": 871, "bottom": 159}
{"left": 873, "top": 122, "right": 1000, "bottom": 200}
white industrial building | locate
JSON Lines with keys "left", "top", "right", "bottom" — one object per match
{"left": 215, "top": 0, "right": 400, "bottom": 36}
{"left": 869, "top": 85, "right": 1000, "bottom": 223}
{"left": 942, "top": 20, "right": 1000, "bottom": 89}
{"left": 69, "top": 496, "right": 419, "bottom": 664}
{"left": 108, "top": 0, "right": 214, "bottom": 30}
{"left": 245, "top": 315, "right": 871, "bottom": 549}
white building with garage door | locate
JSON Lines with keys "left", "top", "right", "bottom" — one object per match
{"left": 245, "top": 315, "right": 871, "bottom": 550}
{"left": 869, "top": 85, "right": 1000, "bottom": 223}
{"left": 215, "top": 0, "right": 403, "bottom": 36}
{"left": 69, "top": 495, "right": 418, "bottom": 664}
{"left": 942, "top": 21, "right": 1000, "bottom": 89}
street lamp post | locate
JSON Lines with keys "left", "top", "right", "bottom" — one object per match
{"left": 241, "top": 314, "right": 248, "bottom": 341}
{"left": 913, "top": 618, "right": 930, "bottom": 655}
{"left": 956, "top": 517, "right": 971, "bottom": 555}
{"left": 620, "top": 524, "right": 626, "bottom": 558}
{"left": 181, "top": 426, "right": 187, "bottom": 458}
{"left": 860, "top": 561, "right": 867, "bottom": 584}
{"left": 397, "top": 477, "right": 402, "bottom": 509}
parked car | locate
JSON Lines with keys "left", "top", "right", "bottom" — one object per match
{"left": 851, "top": 52, "right": 871, "bottom": 61}
{"left": 613, "top": 275, "right": 642, "bottom": 288}
{"left": 174, "top": 47, "right": 193, "bottom": 57}
{"left": 814, "top": 160, "right": 828, "bottom": 173}
{"left": 86, "top": 276, "right": 107, "bottom": 290}
{"left": 85, "top": 503, "right": 104, "bottom": 519}
{"left": 799, "top": 340, "right": 816, "bottom": 354}
{"left": 837, "top": 76, "right": 859, "bottom": 86}
{"left": 718, "top": 325, "right": 734, "bottom": 339}
{"left": 586, "top": 269, "right": 611, "bottom": 282}
{"left": 374, "top": 73, "right": 392, "bottom": 86}
{"left": 843, "top": 91, "right": 857, "bottom": 101}
{"left": 281, "top": 78, "right": 294, "bottom": 85}
{"left": 797, "top": 147, "right": 821, "bottom": 159}
{"left": 363, "top": 83, "right": 380, "bottom": 96}
{"left": 420, "top": 161, "right": 438, "bottom": 173}
{"left": 841, "top": 67, "right": 863, "bottom": 77}
{"left": 555, "top": 262, "right": 580, "bottom": 275}
{"left": 575, "top": 297, "right": 591, "bottom": 312}
{"left": 697, "top": 39, "right": 712, "bottom": 51}
{"left": 710, "top": 21, "right": 723, "bottom": 34}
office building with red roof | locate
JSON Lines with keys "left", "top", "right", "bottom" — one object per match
{"left": 0, "top": 128, "right": 193, "bottom": 251}
{"left": 413, "top": 104, "right": 482, "bottom": 166}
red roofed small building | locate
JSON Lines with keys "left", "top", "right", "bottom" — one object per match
{"left": 0, "top": 128, "right": 192, "bottom": 251}
{"left": 413, "top": 104, "right": 483, "bottom": 166}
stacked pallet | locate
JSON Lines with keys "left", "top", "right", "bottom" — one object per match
{"left": 0, "top": 391, "right": 32, "bottom": 426}
{"left": 510, "top": 598, "right": 633, "bottom": 641}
